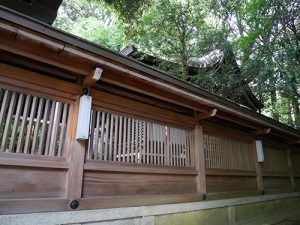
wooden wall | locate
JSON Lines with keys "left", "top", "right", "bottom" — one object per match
{"left": 261, "top": 140, "right": 293, "bottom": 193}
{"left": 0, "top": 63, "right": 299, "bottom": 214}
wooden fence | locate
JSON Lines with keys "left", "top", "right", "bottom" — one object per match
{"left": 0, "top": 64, "right": 298, "bottom": 214}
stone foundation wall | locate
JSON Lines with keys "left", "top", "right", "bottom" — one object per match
{"left": 1, "top": 193, "right": 300, "bottom": 225}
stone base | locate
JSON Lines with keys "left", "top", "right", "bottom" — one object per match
{"left": 1, "top": 193, "right": 300, "bottom": 225}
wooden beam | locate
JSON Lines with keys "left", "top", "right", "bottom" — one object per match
{"left": 288, "top": 140, "right": 300, "bottom": 145}
{"left": 65, "top": 97, "right": 86, "bottom": 200}
{"left": 83, "top": 67, "right": 103, "bottom": 87}
{"left": 197, "top": 109, "right": 217, "bottom": 121}
{"left": 254, "top": 128, "right": 271, "bottom": 135}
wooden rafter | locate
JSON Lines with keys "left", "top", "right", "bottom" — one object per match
{"left": 196, "top": 109, "right": 218, "bottom": 121}
{"left": 254, "top": 128, "right": 271, "bottom": 136}
{"left": 83, "top": 67, "right": 103, "bottom": 87}
{"left": 288, "top": 140, "right": 300, "bottom": 145}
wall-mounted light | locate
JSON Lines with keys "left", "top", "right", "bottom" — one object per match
{"left": 76, "top": 94, "right": 92, "bottom": 140}
{"left": 255, "top": 140, "right": 264, "bottom": 162}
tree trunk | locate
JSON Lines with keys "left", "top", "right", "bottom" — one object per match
{"left": 293, "top": 98, "right": 300, "bottom": 128}
{"left": 287, "top": 100, "right": 293, "bottom": 127}
{"left": 270, "top": 90, "right": 279, "bottom": 121}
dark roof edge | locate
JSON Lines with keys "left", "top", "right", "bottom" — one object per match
{"left": 1, "top": 6, "right": 300, "bottom": 138}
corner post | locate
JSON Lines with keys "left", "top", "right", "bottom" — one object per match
{"left": 194, "top": 122, "right": 207, "bottom": 197}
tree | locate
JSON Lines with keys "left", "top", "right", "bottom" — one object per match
{"left": 128, "top": 0, "right": 206, "bottom": 81}
{"left": 207, "top": 0, "right": 300, "bottom": 127}
{"left": 54, "top": 0, "right": 126, "bottom": 51}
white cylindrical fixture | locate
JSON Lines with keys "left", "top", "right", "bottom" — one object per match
{"left": 76, "top": 95, "right": 92, "bottom": 140}
{"left": 255, "top": 140, "right": 264, "bottom": 162}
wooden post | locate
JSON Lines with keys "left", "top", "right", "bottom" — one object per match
{"left": 194, "top": 123, "right": 207, "bottom": 197}
{"left": 65, "top": 97, "right": 86, "bottom": 200}
{"left": 287, "top": 147, "right": 296, "bottom": 190}
{"left": 252, "top": 141, "right": 264, "bottom": 193}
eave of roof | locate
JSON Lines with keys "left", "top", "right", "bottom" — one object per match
{"left": 0, "top": 6, "right": 300, "bottom": 142}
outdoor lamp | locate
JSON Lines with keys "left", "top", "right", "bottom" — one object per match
{"left": 255, "top": 140, "right": 264, "bottom": 162}
{"left": 76, "top": 93, "right": 92, "bottom": 140}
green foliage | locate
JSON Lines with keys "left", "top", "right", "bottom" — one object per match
{"left": 54, "top": 0, "right": 300, "bottom": 128}
{"left": 53, "top": 0, "right": 126, "bottom": 51}
{"left": 127, "top": 0, "right": 207, "bottom": 80}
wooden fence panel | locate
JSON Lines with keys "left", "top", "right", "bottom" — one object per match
{"left": 87, "top": 109, "right": 192, "bottom": 167}
{"left": 261, "top": 141, "right": 292, "bottom": 193}
{"left": 0, "top": 87, "right": 70, "bottom": 157}
{"left": 203, "top": 134, "right": 255, "bottom": 171}
{"left": 203, "top": 133, "right": 257, "bottom": 196}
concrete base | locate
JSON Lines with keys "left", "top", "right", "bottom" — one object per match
{"left": 1, "top": 193, "right": 300, "bottom": 225}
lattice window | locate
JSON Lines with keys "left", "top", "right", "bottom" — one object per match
{"left": 87, "top": 109, "right": 192, "bottom": 167}
{"left": 204, "top": 134, "right": 255, "bottom": 171}
{"left": 0, "top": 87, "right": 70, "bottom": 156}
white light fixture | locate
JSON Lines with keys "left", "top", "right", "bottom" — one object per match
{"left": 256, "top": 140, "right": 264, "bottom": 162}
{"left": 76, "top": 95, "right": 92, "bottom": 140}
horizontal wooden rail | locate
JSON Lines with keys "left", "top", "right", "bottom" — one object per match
{"left": 0, "top": 152, "right": 68, "bottom": 169}
{"left": 207, "top": 190, "right": 262, "bottom": 200}
{"left": 84, "top": 160, "right": 197, "bottom": 175}
{"left": 262, "top": 172, "right": 291, "bottom": 177}
{"left": 0, "top": 194, "right": 202, "bottom": 215}
{"left": 205, "top": 169, "right": 257, "bottom": 177}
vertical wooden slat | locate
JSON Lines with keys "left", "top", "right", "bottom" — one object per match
{"left": 24, "top": 96, "right": 37, "bottom": 154}
{"left": 44, "top": 100, "right": 55, "bottom": 155}
{"left": 9, "top": 93, "right": 24, "bottom": 152}
{"left": 0, "top": 90, "right": 10, "bottom": 136}
{"left": 113, "top": 114, "right": 118, "bottom": 162}
{"left": 126, "top": 117, "right": 131, "bottom": 163}
{"left": 31, "top": 98, "right": 44, "bottom": 154}
{"left": 134, "top": 119, "right": 138, "bottom": 163}
{"left": 130, "top": 118, "right": 135, "bottom": 163}
{"left": 97, "top": 111, "right": 104, "bottom": 160}
{"left": 88, "top": 109, "right": 96, "bottom": 159}
{"left": 122, "top": 116, "right": 127, "bottom": 162}
{"left": 58, "top": 103, "right": 68, "bottom": 157}
{"left": 138, "top": 121, "right": 142, "bottom": 163}
{"left": 103, "top": 112, "right": 109, "bottom": 161}
{"left": 49, "top": 102, "right": 62, "bottom": 156}
{"left": 38, "top": 99, "right": 50, "bottom": 155}
{"left": 153, "top": 124, "right": 156, "bottom": 165}
{"left": 142, "top": 121, "right": 146, "bottom": 163}
{"left": 1, "top": 92, "right": 16, "bottom": 152}
{"left": 108, "top": 113, "right": 114, "bottom": 161}
{"left": 166, "top": 126, "right": 170, "bottom": 166}
{"left": 16, "top": 95, "right": 31, "bottom": 153}
{"left": 146, "top": 122, "right": 150, "bottom": 164}
{"left": 118, "top": 115, "right": 123, "bottom": 162}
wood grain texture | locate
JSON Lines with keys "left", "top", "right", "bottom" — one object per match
{"left": 261, "top": 143, "right": 289, "bottom": 174}
{"left": 0, "top": 166, "right": 66, "bottom": 199}
{"left": 65, "top": 98, "right": 86, "bottom": 199}
{"left": 263, "top": 177, "right": 292, "bottom": 190}
{"left": 83, "top": 171, "right": 197, "bottom": 197}
{"left": 206, "top": 175, "right": 257, "bottom": 193}
{"left": 0, "top": 198, "right": 69, "bottom": 215}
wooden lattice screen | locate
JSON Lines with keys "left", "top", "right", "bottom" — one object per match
{"left": 87, "top": 109, "right": 193, "bottom": 167}
{"left": 0, "top": 87, "right": 70, "bottom": 156}
{"left": 204, "top": 134, "right": 255, "bottom": 171}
